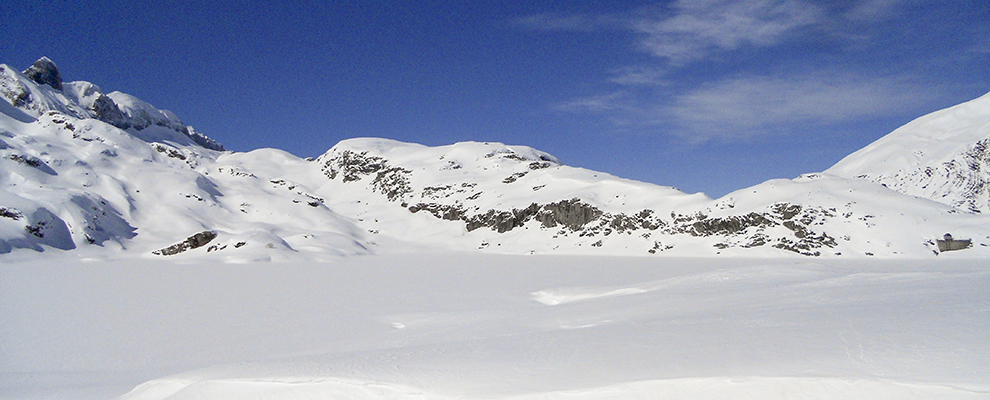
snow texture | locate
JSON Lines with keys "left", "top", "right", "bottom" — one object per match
{"left": 1, "top": 255, "right": 987, "bottom": 399}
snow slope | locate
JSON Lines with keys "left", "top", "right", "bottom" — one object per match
{"left": 1, "top": 59, "right": 370, "bottom": 260}
{"left": 2, "top": 254, "right": 987, "bottom": 399}
{"left": 828, "top": 91, "right": 990, "bottom": 213}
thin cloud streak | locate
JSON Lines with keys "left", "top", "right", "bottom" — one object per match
{"left": 844, "top": 0, "right": 910, "bottom": 21}
{"left": 667, "top": 73, "right": 941, "bottom": 140}
{"left": 517, "top": 1, "right": 975, "bottom": 144}
{"left": 555, "top": 91, "right": 633, "bottom": 113}
{"left": 633, "top": 0, "right": 823, "bottom": 64}
{"left": 608, "top": 66, "right": 670, "bottom": 86}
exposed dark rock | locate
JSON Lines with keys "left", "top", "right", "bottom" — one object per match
{"left": 0, "top": 207, "right": 22, "bottom": 220}
{"left": 24, "top": 221, "right": 47, "bottom": 237}
{"left": 602, "top": 210, "right": 665, "bottom": 232}
{"left": 187, "top": 129, "right": 225, "bottom": 151}
{"left": 5, "top": 154, "right": 56, "bottom": 174}
{"left": 7, "top": 86, "right": 31, "bottom": 107}
{"left": 782, "top": 221, "right": 805, "bottom": 238}
{"left": 648, "top": 241, "right": 674, "bottom": 254}
{"left": 207, "top": 244, "right": 227, "bottom": 252}
{"left": 421, "top": 185, "right": 453, "bottom": 199}
{"left": 23, "top": 57, "right": 62, "bottom": 90}
{"left": 152, "top": 230, "right": 218, "bottom": 256}
{"left": 773, "top": 238, "right": 822, "bottom": 256}
{"left": 741, "top": 233, "right": 769, "bottom": 248}
{"left": 319, "top": 150, "right": 414, "bottom": 199}
{"left": 409, "top": 203, "right": 467, "bottom": 221}
{"left": 151, "top": 143, "right": 186, "bottom": 160}
{"left": 321, "top": 150, "right": 389, "bottom": 182}
{"left": 90, "top": 94, "right": 130, "bottom": 129}
{"left": 6, "top": 154, "right": 43, "bottom": 168}
{"left": 466, "top": 203, "right": 541, "bottom": 233}
{"left": 771, "top": 203, "right": 802, "bottom": 220}
{"left": 503, "top": 171, "right": 528, "bottom": 183}
{"left": 535, "top": 199, "right": 603, "bottom": 231}
{"left": 371, "top": 167, "right": 413, "bottom": 201}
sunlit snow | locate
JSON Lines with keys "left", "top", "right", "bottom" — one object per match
{"left": 2, "top": 59, "right": 989, "bottom": 399}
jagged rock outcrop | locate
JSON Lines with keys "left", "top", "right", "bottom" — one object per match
{"left": 23, "top": 57, "right": 62, "bottom": 90}
{"left": 152, "top": 231, "right": 217, "bottom": 256}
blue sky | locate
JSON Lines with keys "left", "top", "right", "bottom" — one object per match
{"left": 3, "top": 0, "right": 989, "bottom": 197}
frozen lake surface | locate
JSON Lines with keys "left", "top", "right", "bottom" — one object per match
{"left": 2, "top": 253, "right": 988, "bottom": 399}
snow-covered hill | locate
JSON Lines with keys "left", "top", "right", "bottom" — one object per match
{"left": 1, "top": 58, "right": 369, "bottom": 261}
{"left": 1, "top": 58, "right": 988, "bottom": 259}
{"left": 314, "top": 138, "right": 987, "bottom": 257}
{"left": 828, "top": 91, "right": 990, "bottom": 213}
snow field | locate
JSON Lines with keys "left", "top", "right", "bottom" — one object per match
{"left": 2, "top": 254, "right": 987, "bottom": 399}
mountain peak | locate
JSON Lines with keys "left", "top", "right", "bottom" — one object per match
{"left": 22, "top": 57, "right": 62, "bottom": 91}
{"left": 826, "top": 90, "right": 990, "bottom": 213}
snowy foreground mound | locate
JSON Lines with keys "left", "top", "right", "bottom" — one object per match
{"left": 2, "top": 255, "right": 988, "bottom": 399}
{"left": 3, "top": 58, "right": 990, "bottom": 258}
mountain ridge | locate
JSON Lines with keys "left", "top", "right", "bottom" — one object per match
{"left": 1, "top": 58, "right": 988, "bottom": 259}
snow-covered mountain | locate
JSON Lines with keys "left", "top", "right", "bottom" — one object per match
{"left": 827, "top": 92, "right": 990, "bottom": 213}
{"left": 1, "top": 58, "right": 988, "bottom": 259}
{"left": 2, "top": 58, "right": 223, "bottom": 151}
{"left": 0, "top": 58, "right": 369, "bottom": 261}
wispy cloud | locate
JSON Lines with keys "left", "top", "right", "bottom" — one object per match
{"left": 844, "top": 0, "right": 909, "bottom": 21}
{"left": 517, "top": 1, "right": 958, "bottom": 142}
{"left": 555, "top": 91, "right": 633, "bottom": 113}
{"left": 556, "top": 71, "right": 945, "bottom": 141}
{"left": 666, "top": 72, "right": 941, "bottom": 140}
{"left": 608, "top": 66, "right": 670, "bottom": 86}
{"left": 632, "top": 0, "right": 823, "bottom": 64}
{"left": 515, "top": 0, "right": 825, "bottom": 65}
